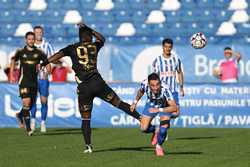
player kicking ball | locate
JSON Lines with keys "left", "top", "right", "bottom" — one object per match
{"left": 40, "top": 23, "right": 141, "bottom": 153}
{"left": 130, "top": 73, "right": 177, "bottom": 156}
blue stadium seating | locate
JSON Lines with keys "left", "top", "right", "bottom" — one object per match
{"left": 0, "top": 0, "right": 249, "bottom": 45}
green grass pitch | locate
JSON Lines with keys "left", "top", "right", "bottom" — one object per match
{"left": 1, "top": 128, "right": 249, "bottom": 167}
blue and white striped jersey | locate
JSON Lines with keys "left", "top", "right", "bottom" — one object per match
{"left": 35, "top": 38, "right": 55, "bottom": 79}
{"left": 35, "top": 38, "right": 55, "bottom": 57}
{"left": 152, "top": 54, "right": 182, "bottom": 92}
{"left": 140, "top": 79, "right": 173, "bottom": 108}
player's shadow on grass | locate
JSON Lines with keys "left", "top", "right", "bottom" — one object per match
{"left": 94, "top": 146, "right": 153, "bottom": 153}
{"left": 174, "top": 136, "right": 218, "bottom": 140}
{"left": 37, "top": 128, "right": 98, "bottom": 136}
{"left": 94, "top": 147, "right": 202, "bottom": 155}
{"left": 167, "top": 151, "right": 203, "bottom": 155}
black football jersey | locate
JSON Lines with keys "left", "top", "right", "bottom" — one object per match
{"left": 60, "top": 41, "right": 103, "bottom": 82}
{"left": 12, "top": 46, "right": 47, "bottom": 87}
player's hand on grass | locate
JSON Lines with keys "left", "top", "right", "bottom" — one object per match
{"left": 149, "top": 108, "right": 159, "bottom": 113}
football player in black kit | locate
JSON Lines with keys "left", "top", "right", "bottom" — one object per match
{"left": 10, "top": 31, "right": 48, "bottom": 136}
{"left": 41, "top": 23, "right": 141, "bottom": 153}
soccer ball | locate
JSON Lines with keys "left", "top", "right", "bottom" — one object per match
{"left": 190, "top": 32, "right": 207, "bottom": 49}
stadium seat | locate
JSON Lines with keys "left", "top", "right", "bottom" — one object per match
{"left": 164, "top": 11, "right": 182, "bottom": 23}
{"left": 235, "top": 23, "right": 250, "bottom": 35}
{"left": 44, "top": 24, "right": 66, "bottom": 38}
{"left": 0, "top": 24, "right": 17, "bottom": 37}
{"left": 228, "top": 0, "right": 248, "bottom": 10}
{"left": 198, "top": 9, "right": 216, "bottom": 22}
{"left": 180, "top": 10, "right": 199, "bottom": 22}
{"left": 128, "top": 0, "right": 145, "bottom": 10}
{"left": 0, "top": 10, "right": 14, "bottom": 23}
{"left": 131, "top": 10, "right": 149, "bottom": 24}
{"left": 43, "top": 10, "right": 64, "bottom": 23}
{"left": 231, "top": 10, "right": 249, "bottom": 23}
{"left": 145, "top": 10, "right": 166, "bottom": 24}
{"left": 80, "top": 10, "right": 97, "bottom": 24}
{"left": 146, "top": 0, "right": 162, "bottom": 10}
{"left": 14, "top": 0, "right": 30, "bottom": 9}
{"left": 216, "top": 21, "right": 237, "bottom": 36}
{"left": 134, "top": 23, "right": 154, "bottom": 36}
{"left": 95, "top": 0, "right": 114, "bottom": 11}
{"left": 14, "top": 23, "right": 33, "bottom": 37}
{"left": 63, "top": 0, "right": 81, "bottom": 9}
{"left": 0, "top": 0, "right": 249, "bottom": 45}
{"left": 200, "top": 22, "right": 219, "bottom": 36}
{"left": 63, "top": 10, "right": 82, "bottom": 24}
{"left": 94, "top": 11, "right": 115, "bottom": 23}
{"left": 214, "top": 0, "right": 231, "bottom": 8}
{"left": 113, "top": 10, "right": 132, "bottom": 22}
{"left": 28, "top": 0, "right": 47, "bottom": 11}
{"left": 113, "top": 0, "right": 129, "bottom": 10}
{"left": 47, "top": 0, "right": 64, "bottom": 9}
{"left": 197, "top": 0, "right": 214, "bottom": 8}
{"left": 214, "top": 10, "right": 234, "bottom": 22}
{"left": 79, "top": 0, "right": 96, "bottom": 9}
{"left": 179, "top": 0, "right": 196, "bottom": 9}
{"left": 116, "top": 22, "right": 136, "bottom": 36}
{"left": 101, "top": 23, "right": 119, "bottom": 36}
{"left": 151, "top": 23, "right": 171, "bottom": 37}
{"left": 0, "top": 0, "right": 13, "bottom": 9}
{"left": 161, "top": 0, "right": 181, "bottom": 11}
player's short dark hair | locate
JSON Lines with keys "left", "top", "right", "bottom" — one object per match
{"left": 79, "top": 26, "right": 92, "bottom": 42}
{"left": 162, "top": 38, "right": 173, "bottom": 46}
{"left": 224, "top": 47, "right": 232, "bottom": 51}
{"left": 148, "top": 73, "right": 160, "bottom": 82}
{"left": 33, "top": 25, "right": 43, "bottom": 31}
{"left": 25, "top": 31, "right": 35, "bottom": 39}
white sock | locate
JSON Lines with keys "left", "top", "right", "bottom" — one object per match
{"left": 156, "top": 144, "right": 161, "bottom": 148}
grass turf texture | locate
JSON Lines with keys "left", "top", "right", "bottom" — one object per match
{"left": 1, "top": 128, "right": 249, "bottom": 167}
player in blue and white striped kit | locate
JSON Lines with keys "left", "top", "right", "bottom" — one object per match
{"left": 30, "top": 25, "right": 55, "bottom": 132}
{"left": 130, "top": 73, "right": 177, "bottom": 156}
{"left": 152, "top": 38, "right": 184, "bottom": 118}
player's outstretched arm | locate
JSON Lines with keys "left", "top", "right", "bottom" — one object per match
{"left": 130, "top": 89, "right": 144, "bottom": 112}
{"left": 41, "top": 51, "right": 65, "bottom": 67}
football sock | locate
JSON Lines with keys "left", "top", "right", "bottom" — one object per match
{"left": 17, "top": 111, "right": 24, "bottom": 124}
{"left": 142, "top": 124, "right": 156, "bottom": 133}
{"left": 22, "top": 107, "right": 31, "bottom": 131}
{"left": 157, "top": 126, "right": 168, "bottom": 145}
{"left": 118, "top": 101, "right": 141, "bottom": 120}
{"left": 41, "top": 103, "right": 48, "bottom": 121}
{"left": 81, "top": 119, "right": 91, "bottom": 145}
{"left": 30, "top": 103, "right": 37, "bottom": 119}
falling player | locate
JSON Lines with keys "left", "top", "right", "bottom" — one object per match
{"left": 130, "top": 73, "right": 177, "bottom": 156}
